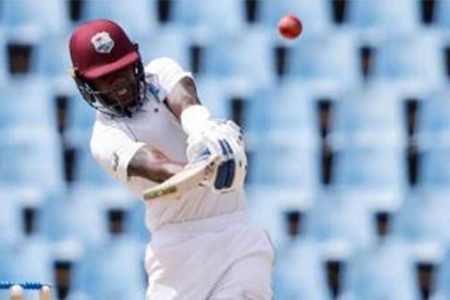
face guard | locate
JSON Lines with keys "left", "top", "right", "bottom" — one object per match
{"left": 73, "top": 59, "right": 147, "bottom": 118}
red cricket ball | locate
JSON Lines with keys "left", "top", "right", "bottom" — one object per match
{"left": 278, "top": 15, "right": 302, "bottom": 40}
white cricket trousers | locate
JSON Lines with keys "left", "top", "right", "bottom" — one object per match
{"left": 145, "top": 210, "right": 274, "bottom": 300}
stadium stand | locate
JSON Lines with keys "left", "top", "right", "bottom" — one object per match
{"left": 0, "top": 0, "right": 449, "bottom": 299}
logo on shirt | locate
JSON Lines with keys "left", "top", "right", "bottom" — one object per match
{"left": 111, "top": 153, "right": 119, "bottom": 172}
{"left": 91, "top": 32, "right": 115, "bottom": 54}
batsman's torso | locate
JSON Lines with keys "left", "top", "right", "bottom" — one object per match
{"left": 98, "top": 77, "right": 245, "bottom": 231}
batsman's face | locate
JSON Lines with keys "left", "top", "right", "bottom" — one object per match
{"left": 91, "top": 65, "right": 136, "bottom": 106}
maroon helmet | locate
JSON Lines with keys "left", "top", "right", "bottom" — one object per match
{"left": 69, "top": 19, "right": 147, "bottom": 117}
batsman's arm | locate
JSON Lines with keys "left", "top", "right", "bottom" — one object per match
{"left": 128, "top": 145, "right": 185, "bottom": 183}
{"left": 164, "top": 76, "right": 201, "bottom": 121}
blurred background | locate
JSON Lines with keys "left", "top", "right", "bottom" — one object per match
{"left": 1, "top": 0, "right": 450, "bottom": 299}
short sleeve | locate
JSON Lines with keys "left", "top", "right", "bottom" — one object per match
{"left": 145, "top": 57, "right": 193, "bottom": 95}
{"left": 90, "top": 122, "right": 145, "bottom": 183}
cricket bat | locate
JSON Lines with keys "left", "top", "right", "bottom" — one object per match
{"left": 143, "top": 154, "right": 220, "bottom": 201}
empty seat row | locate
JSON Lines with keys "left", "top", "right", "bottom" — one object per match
{"left": 2, "top": 0, "right": 450, "bottom": 39}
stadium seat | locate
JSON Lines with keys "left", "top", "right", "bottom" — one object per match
{"left": 66, "top": 129, "right": 118, "bottom": 187}
{"left": 343, "top": 239, "right": 421, "bottom": 300}
{"left": 330, "top": 82, "right": 406, "bottom": 146}
{"left": 129, "top": 199, "right": 151, "bottom": 242}
{"left": 41, "top": 187, "right": 107, "bottom": 247}
{"left": 418, "top": 144, "right": 450, "bottom": 189}
{"left": 140, "top": 29, "right": 191, "bottom": 72}
{"left": 435, "top": 0, "right": 450, "bottom": 30}
{"left": 332, "top": 143, "right": 408, "bottom": 195}
{"left": 286, "top": 31, "right": 361, "bottom": 91}
{"left": 258, "top": 0, "right": 332, "bottom": 36}
{"left": 435, "top": 248, "right": 450, "bottom": 299}
{"left": 0, "top": 30, "right": 9, "bottom": 81}
{"left": 202, "top": 27, "right": 276, "bottom": 87}
{"left": 81, "top": 0, "right": 158, "bottom": 39}
{"left": 243, "top": 79, "right": 318, "bottom": 144}
{"left": 171, "top": 0, "right": 247, "bottom": 34}
{"left": 372, "top": 33, "right": 445, "bottom": 89}
{"left": 305, "top": 190, "right": 376, "bottom": 250}
{"left": 0, "top": 236, "right": 55, "bottom": 290}
{"left": 274, "top": 238, "right": 332, "bottom": 300}
{"left": 0, "top": 187, "right": 23, "bottom": 245}
{"left": 264, "top": 80, "right": 319, "bottom": 134}
{"left": 393, "top": 190, "right": 450, "bottom": 244}
{"left": 194, "top": 76, "right": 230, "bottom": 120}
{"left": 245, "top": 184, "right": 313, "bottom": 247}
{"left": 346, "top": 0, "right": 421, "bottom": 37}
{"left": 35, "top": 34, "right": 73, "bottom": 79}
{"left": 66, "top": 94, "right": 97, "bottom": 132}
{"left": 416, "top": 86, "right": 450, "bottom": 146}
{"left": 0, "top": 127, "right": 64, "bottom": 191}
{"left": 0, "top": 77, "right": 57, "bottom": 129}
{"left": 248, "top": 134, "right": 321, "bottom": 196}
{"left": 75, "top": 235, "right": 146, "bottom": 300}
{"left": 0, "top": 0, "right": 70, "bottom": 42}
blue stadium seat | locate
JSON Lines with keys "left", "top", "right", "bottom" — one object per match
{"left": 305, "top": 190, "right": 375, "bottom": 250}
{"left": 129, "top": 199, "right": 151, "bottom": 242}
{"left": 243, "top": 79, "right": 318, "bottom": 145}
{"left": 81, "top": 0, "right": 158, "bottom": 39}
{"left": 249, "top": 135, "right": 321, "bottom": 195}
{"left": 0, "top": 127, "right": 64, "bottom": 191}
{"left": 171, "top": 0, "right": 247, "bottom": 34}
{"left": 0, "top": 237, "right": 55, "bottom": 289}
{"left": 0, "top": 77, "right": 57, "bottom": 129}
{"left": 372, "top": 33, "right": 445, "bottom": 88}
{"left": 35, "top": 34, "right": 73, "bottom": 78}
{"left": 0, "top": 30, "right": 9, "bottom": 81}
{"left": 274, "top": 239, "right": 332, "bottom": 300}
{"left": 343, "top": 239, "right": 420, "bottom": 300}
{"left": 0, "top": 0, "right": 69, "bottom": 41}
{"left": 75, "top": 236, "right": 146, "bottom": 300}
{"left": 436, "top": 248, "right": 450, "bottom": 299}
{"left": 259, "top": 0, "right": 332, "bottom": 37}
{"left": 0, "top": 187, "right": 23, "bottom": 245}
{"left": 418, "top": 144, "right": 450, "bottom": 189}
{"left": 202, "top": 27, "right": 276, "bottom": 87}
{"left": 140, "top": 29, "right": 191, "bottom": 72}
{"left": 194, "top": 76, "right": 229, "bottom": 120}
{"left": 435, "top": 0, "right": 450, "bottom": 30}
{"left": 330, "top": 84, "right": 408, "bottom": 198}
{"left": 264, "top": 80, "right": 318, "bottom": 134}
{"left": 330, "top": 82, "right": 406, "bottom": 146}
{"left": 42, "top": 187, "right": 111, "bottom": 247}
{"left": 416, "top": 86, "right": 450, "bottom": 146}
{"left": 332, "top": 143, "right": 408, "bottom": 194}
{"left": 393, "top": 191, "right": 450, "bottom": 244}
{"left": 67, "top": 130, "right": 118, "bottom": 187}
{"left": 66, "top": 94, "right": 97, "bottom": 132}
{"left": 286, "top": 31, "right": 360, "bottom": 90}
{"left": 346, "top": 0, "right": 421, "bottom": 37}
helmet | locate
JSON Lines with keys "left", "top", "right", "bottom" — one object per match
{"left": 69, "top": 19, "right": 147, "bottom": 117}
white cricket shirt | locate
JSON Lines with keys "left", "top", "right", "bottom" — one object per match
{"left": 90, "top": 57, "right": 246, "bottom": 231}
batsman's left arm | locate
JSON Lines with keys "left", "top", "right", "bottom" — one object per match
{"left": 164, "top": 76, "right": 247, "bottom": 192}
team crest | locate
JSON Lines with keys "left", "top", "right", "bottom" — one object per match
{"left": 91, "top": 32, "right": 114, "bottom": 54}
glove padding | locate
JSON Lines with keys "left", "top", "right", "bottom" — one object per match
{"left": 186, "top": 119, "right": 247, "bottom": 193}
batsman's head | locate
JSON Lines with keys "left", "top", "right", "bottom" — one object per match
{"left": 69, "top": 19, "right": 147, "bottom": 118}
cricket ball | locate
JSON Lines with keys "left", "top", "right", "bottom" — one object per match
{"left": 278, "top": 15, "right": 302, "bottom": 40}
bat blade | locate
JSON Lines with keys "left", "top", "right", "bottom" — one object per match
{"left": 143, "top": 154, "right": 220, "bottom": 201}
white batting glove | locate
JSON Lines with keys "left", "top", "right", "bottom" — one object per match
{"left": 181, "top": 105, "right": 247, "bottom": 193}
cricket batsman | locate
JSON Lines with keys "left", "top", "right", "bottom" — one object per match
{"left": 68, "top": 19, "right": 274, "bottom": 299}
